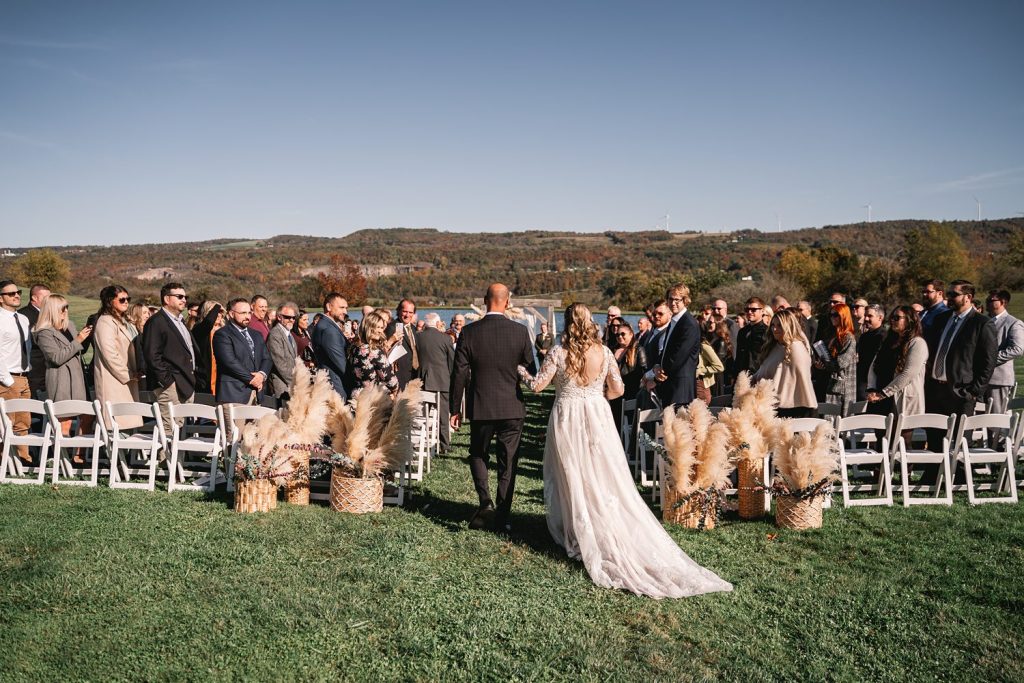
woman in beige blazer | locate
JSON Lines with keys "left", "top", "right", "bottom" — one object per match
{"left": 92, "top": 285, "right": 142, "bottom": 428}
{"left": 753, "top": 308, "right": 817, "bottom": 418}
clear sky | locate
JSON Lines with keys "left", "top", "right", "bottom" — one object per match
{"left": 1, "top": 1, "right": 1022, "bottom": 247}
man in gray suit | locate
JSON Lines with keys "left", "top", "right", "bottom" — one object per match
{"left": 416, "top": 312, "right": 455, "bottom": 452}
{"left": 984, "top": 289, "right": 1024, "bottom": 417}
{"left": 267, "top": 302, "right": 300, "bottom": 400}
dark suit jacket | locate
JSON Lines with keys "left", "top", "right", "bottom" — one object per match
{"left": 311, "top": 316, "right": 349, "bottom": 399}
{"left": 385, "top": 321, "right": 417, "bottom": 389}
{"left": 142, "top": 309, "right": 197, "bottom": 398}
{"left": 656, "top": 311, "right": 700, "bottom": 407}
{"left": 802, "top": 316, "right": 818, "bottom": 346}
{"left": 416, "top": 327, "right": 454, "bottom": 393}
{"left": 924, "top": 309, "right": 998, "bottom": 401}
{"left": 450, "top": 314, "right": 535, "bottom": 421}
{"left": 734, "top": 321, "right": 768, "bottom": 378}
{"left": 643, "top": 328, "right": 665, "bottom": 372}
{"left": 19, "top": 304, "right": 45, "bottom": 394}
{"left": 856, "top": 326, "right": 886, "bottom": 399}
{"left": 213, "top": 324, "right": 272, "bottom": 404}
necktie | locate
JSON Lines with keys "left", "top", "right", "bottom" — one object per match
{"left": 243, "top": 329, "right": 255, "bottom": 359}
{"left": 13, "top": 315, "right": 28, "bottom": 372}
{"left": 408, "top": 329, "right": 419, "bottom": 370}
{"left": 933, "top": 315, "right": 960, "bottom": 380}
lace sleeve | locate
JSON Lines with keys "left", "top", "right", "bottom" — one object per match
{"left": 605, "top": 346, "right": 624, "bottom": 397}
{"left": 519, "top": 345, "right": 559, "bottom": 392}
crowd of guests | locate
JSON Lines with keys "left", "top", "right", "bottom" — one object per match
{"left": 0, "top": 274, "right": 1020, "bottom": 472}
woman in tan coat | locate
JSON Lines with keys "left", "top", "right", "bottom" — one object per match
{"left": 92, "top": 285, "right": 142, "bottom": 428}
{"left": 752, "top": 308, "right": 817, "bottom": 418}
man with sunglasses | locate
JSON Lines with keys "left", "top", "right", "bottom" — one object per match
{"left": 0, "top": 280, "right": 33, "bottom": 464}
{"left": 983, "top": 289, "right": 1024, "bottom": 420}
{"left": 919, "top": 279, "right": 949, "bottom": 333}
{"left": 268, "top": 302, "right": 300, "bottom": 400}
{"left": 923, "top": 280, "right": 998, "bottom": 474}
{"left": 142, "top": 282, "right": 197, "bottom": 436}
{"left": 733, "top": 297, "right": 768, "bottom": 380}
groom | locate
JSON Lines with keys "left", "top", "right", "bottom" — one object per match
{"left": 450, "top": 283, "right": 536, "bottom": 532}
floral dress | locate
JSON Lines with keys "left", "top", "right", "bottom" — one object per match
{"left": 353, "top": 343, "right": 399, "bottom": 395}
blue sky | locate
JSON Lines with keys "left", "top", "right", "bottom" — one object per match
{"left": 1, "top": 1, "right": 1022, "bottom": 247}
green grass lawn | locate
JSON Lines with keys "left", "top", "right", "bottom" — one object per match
{"left": 2, "top": 387, "right": 1024, "bottom": 682}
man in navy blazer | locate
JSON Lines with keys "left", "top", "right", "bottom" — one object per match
{"left": 213, "top": 298, "right": 272, "bottom": 405}
{"left": 311, "top": 292, "right": 354, "bottom": 399}
{"left": 652, "top": 284, "right": 700, "bottom": 409}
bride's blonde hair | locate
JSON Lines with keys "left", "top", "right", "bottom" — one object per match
{"left": 562, "top": 303, "right": 600, "bottom": 383}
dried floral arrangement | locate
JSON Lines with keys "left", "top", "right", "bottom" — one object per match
{"left": 716, "top": 372, "right": 780, "bottom": 465}
{"left": 653, "top": 400, "right": 734, "bottom": 529}
{"left": 768, "top": 422, "right": 839, "bottom": 500}
{"left": 236, "top": 359, "right": 334, "bottom": 485}
{"left": 318, "top": 379, "right": 423, "bottom": 478}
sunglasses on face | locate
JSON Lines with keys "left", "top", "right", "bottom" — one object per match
{"left": 279, "top": 314, "right": 296, "bottom": 320}
{"left": 853, "top": 304, "right": 865, "bottom": 309}
{"left": 830, "top": 312, "right": 841, "bottom": 318}
{"left": 169, "top": 293, "right": 187, "bottom": 300}
{"left": 745, "top": 307, "right": 762, "bottom": 313}
{"left": 1, "top": 290, "right": 22, "bottom": 297}
{"left": 614, "top": 332, "right": 629, "bottom": 338}
{"left": 117, "top": 296, "right": 131, "bottom": 304}
{"left": 988, "top": 298, "right": 1001, "bottom": 303}
{"left": 946, "top": 291, "right": 962, "bottom": 298}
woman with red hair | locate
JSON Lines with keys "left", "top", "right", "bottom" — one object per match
{"left": 813, "top": 302, "right": 857, "bottom": 415}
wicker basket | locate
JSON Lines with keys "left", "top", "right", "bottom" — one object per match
{"left": 284, "top": 479, "right": 310, "bottom": 505}
{"left": 775, "top": 495, "right": 823, "bottom": 530}
{"left": 329, "top": 467, "right": 383, "bottom": 514}
{"left": 737, "top": 458, "right": 766, "bottom": 519}
{"left": 663, "top": 488, "right": 716, "bottom": 530}
{"left": 234, "top": 478, "right": 279, "bottom": 513}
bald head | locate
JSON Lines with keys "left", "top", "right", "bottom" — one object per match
{"left": 484, "top": 283, "right": 510, "bottom": 312}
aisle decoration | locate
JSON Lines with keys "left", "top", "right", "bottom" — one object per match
{"left": 234, "top": 359, "right": 333, "bottom": 512}
{"left": 321, "top": 379, "right": 423, "bottom": 514}
{"left": 768, "top": 422, "right": 838, "bottom": 530}
{"left": 716, "top": 372, "right": 780, "bottom": 519}
{"left": 658, "top": 400, "right": 733, "bottom": 530}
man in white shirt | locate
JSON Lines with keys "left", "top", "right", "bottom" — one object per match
{"left": 0, "top": 280, "right": 33, "bottom": 463}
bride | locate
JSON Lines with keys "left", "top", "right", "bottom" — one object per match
{"left": 518, "top": 303, "right": 732, "bottom": 599}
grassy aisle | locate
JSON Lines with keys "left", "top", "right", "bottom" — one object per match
{"left": 1, "top": 389, "right": 1023, "bottom": 682}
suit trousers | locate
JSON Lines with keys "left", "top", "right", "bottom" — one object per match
{"left": 984, "top": 384, "right": 1014, "bottom": 447}
{"left": 435, "top": 390, "right": 450, "bottom": 451}
{"left": 468, "top": 418, "right": 524, "bottom": 520}
{"left": 924, "top": 379, "right": 976, "bottom": 483}
{"left": 0, "top": 376, "right": 31, "bottom": 459}
{"left": 156, "top": 381, "right": 194, "bottom": 447}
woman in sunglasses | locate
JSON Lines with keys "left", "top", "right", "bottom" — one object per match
{"left": 610, "top": 317, "right": 646, "bottom": 436}
{"left": 33, "top": 295, "right": 94, "bottom": 460}
{"left": 812, "top": 302, "right": 857, "bottom": 416}
{"left": 92, "top": 285, "right": 142, "bottom": 429}
{"left": 865, "top": 306, "right": 927, "bottom": 420}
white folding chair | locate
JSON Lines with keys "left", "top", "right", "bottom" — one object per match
{"left": 0, "top": 398, "right": 52, "bottom": 485}
{"left": 817, "top": 402, "right": 842, "bottom": 426}
{"left": 651, "top": 421, "right": 666, "bottom": 503}
{"left": 167, "top": 403, "right": 224, "bottom": 493}
{"left": 408, "top": 391, "right": 438, "bottom": 482}
{"left": 634, "top": 408, "right": 662, "bottom": 485}
{"left": 620, "top": 398, "right": 637, "bottom": 467}
{"left": 954, "top": 413, "right": 1019, "bottom": 504}
{"left": 224, "top": 404, "right": 277, "bottom": 492}
{"left": 892, "top": 413, "right": 955, "bottom": 506}
{"left": 44, "top": 399, "right": 107, "bottom": 487}
{"left": 106, "top": 401, "right": 164, "bottom": 491}
{"left": 837, "top": 413, "right": 892, "bottom": 507}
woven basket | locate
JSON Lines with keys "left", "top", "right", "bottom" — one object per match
{"left": 284, "top": 479, "right": 310, "bottom": 505}
{"left": 234, "top": 478, "right": 278, "bottom": 513}
{"left": 329, "top": 467, "right": 383, "bottom": 514}
{"left": 737, "top": 458, "right": 766, "bottom": 519}
{"left": 775, "top": 495, "right": 823, "bottom": 530}
{"left": 663, "top": 488, "right": 715, "bottom": 530}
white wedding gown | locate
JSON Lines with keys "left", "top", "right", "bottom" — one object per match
{"left": 521, "top": 345, "right": 732, "bottom": 599}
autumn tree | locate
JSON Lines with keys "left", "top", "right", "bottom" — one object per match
{"left": 9, "top": 249, "right": 71, "bottom": 293}
{"left": 902, "top": 223, "right": 975, "bottom": 296}
{"left": 316, "top": 253, "right": 367, "bottom": 305}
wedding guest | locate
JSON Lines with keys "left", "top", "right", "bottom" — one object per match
{"left": 734, "top": 297, "right": 768, "bottom": 379}
{"left": 19, "top": 283, "right": 50, "bottom": 399}
{"left": 186, "top": 302, "right": 200, "bottom": 330}
{"left": 312, "top": 293, "right": 354, "bottom": 398}
{"left": 248, "top": 294, "right": 271, "bottom": 342}
{"left": 652, "top": 284, "right": 700, "bottom": 409}
{"left": 416, "top": 312, "right": 455, "bottom": 451}
{"left": 142, "top": 282, "right": 197, "bottom": 436}
{"left": 696, "top": 336, "right": 724, "bottom": 404}
{"left": 638, "top": 300, "right": 670, "bottom": 410}
{"left": 611, "top": 320, "right": 646, "bottom": 433}
{"left": 268, "top": 302, "right": 300, "bottom": 399}
{"left": 415, "top": 319, "right": 427, "bottom": 333}
{"left": 293, "top": 308, "right": 316, "bottom": 369}
{"left": 450, "top": 313, "right": 466, "bottom": 342}
{"left": 753, "top": 308, "right": 816, "bottom": 418}
{"left": 535, "top": 322, "right": 554, "bottom": 362}
{"left": 918, "top": 279, "right": 948, "bottom": 332}
{"left": 352, "top": 309, "right": 398, "bottom": 396}
{"left": 732, "top": 314, "right": 745, "bottom": 329}
{"left": 707, "top": 320, "right": 734, "bottom": 397}
{"left": 602, "top": 305, "right": 622, "bottom": 346}
{"left": 985, "top": 290, "right": 1024, "bottom": 418}
{"left": 866, "top": 306, "right": 927, "bottom": 421}
{"left": 126, "top": 302, "right": 151, "bottom": 386}
{"left": 813, "top": 302, "right": 857, "bottom": 415}
{"left": 191, "top": 301, "right": 224, "bottom": 395}
{"left": 851, "top": 298, "right": 869, "bottom": 336}
{"left": 797, "top": 300, "right": 817, "bottom": 344}
{"left": 213, "top": 298, "right": 271, "bottom": 406}
{"left": 385, "top": 299, "right": 418, "bottom": 389}
{"left": 636, "top": 315, "right": 653, "bottom": 346}
{"left": 32, "top": 295, "right": 93, "bottom": 458}
{"left": 711, "top": 298, "right": 738, "bottom": 358}
{"left": 93, "top": 285, "right": 141, "bottom": 429}
{"left": 856, "top": 304, "right": 886, "bottom": 401}
{"left": 770, "top": 295, "right": 790, "bottom": 312}
{"left": 0, "top": 281, "right": 32, "bottom": 462}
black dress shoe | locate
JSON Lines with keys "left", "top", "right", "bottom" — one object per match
{"left": 469, "top": 504, "right": 495, "bottom": 530}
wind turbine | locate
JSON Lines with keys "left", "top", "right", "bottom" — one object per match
{"left": 775, "top": 212, "right": 781, "bottom": 231}
{"left": 862, "top": 203, "right": 872, "bottom": 222}
{"left": 973, "top": 196, "right": 982, "bottom": 221}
